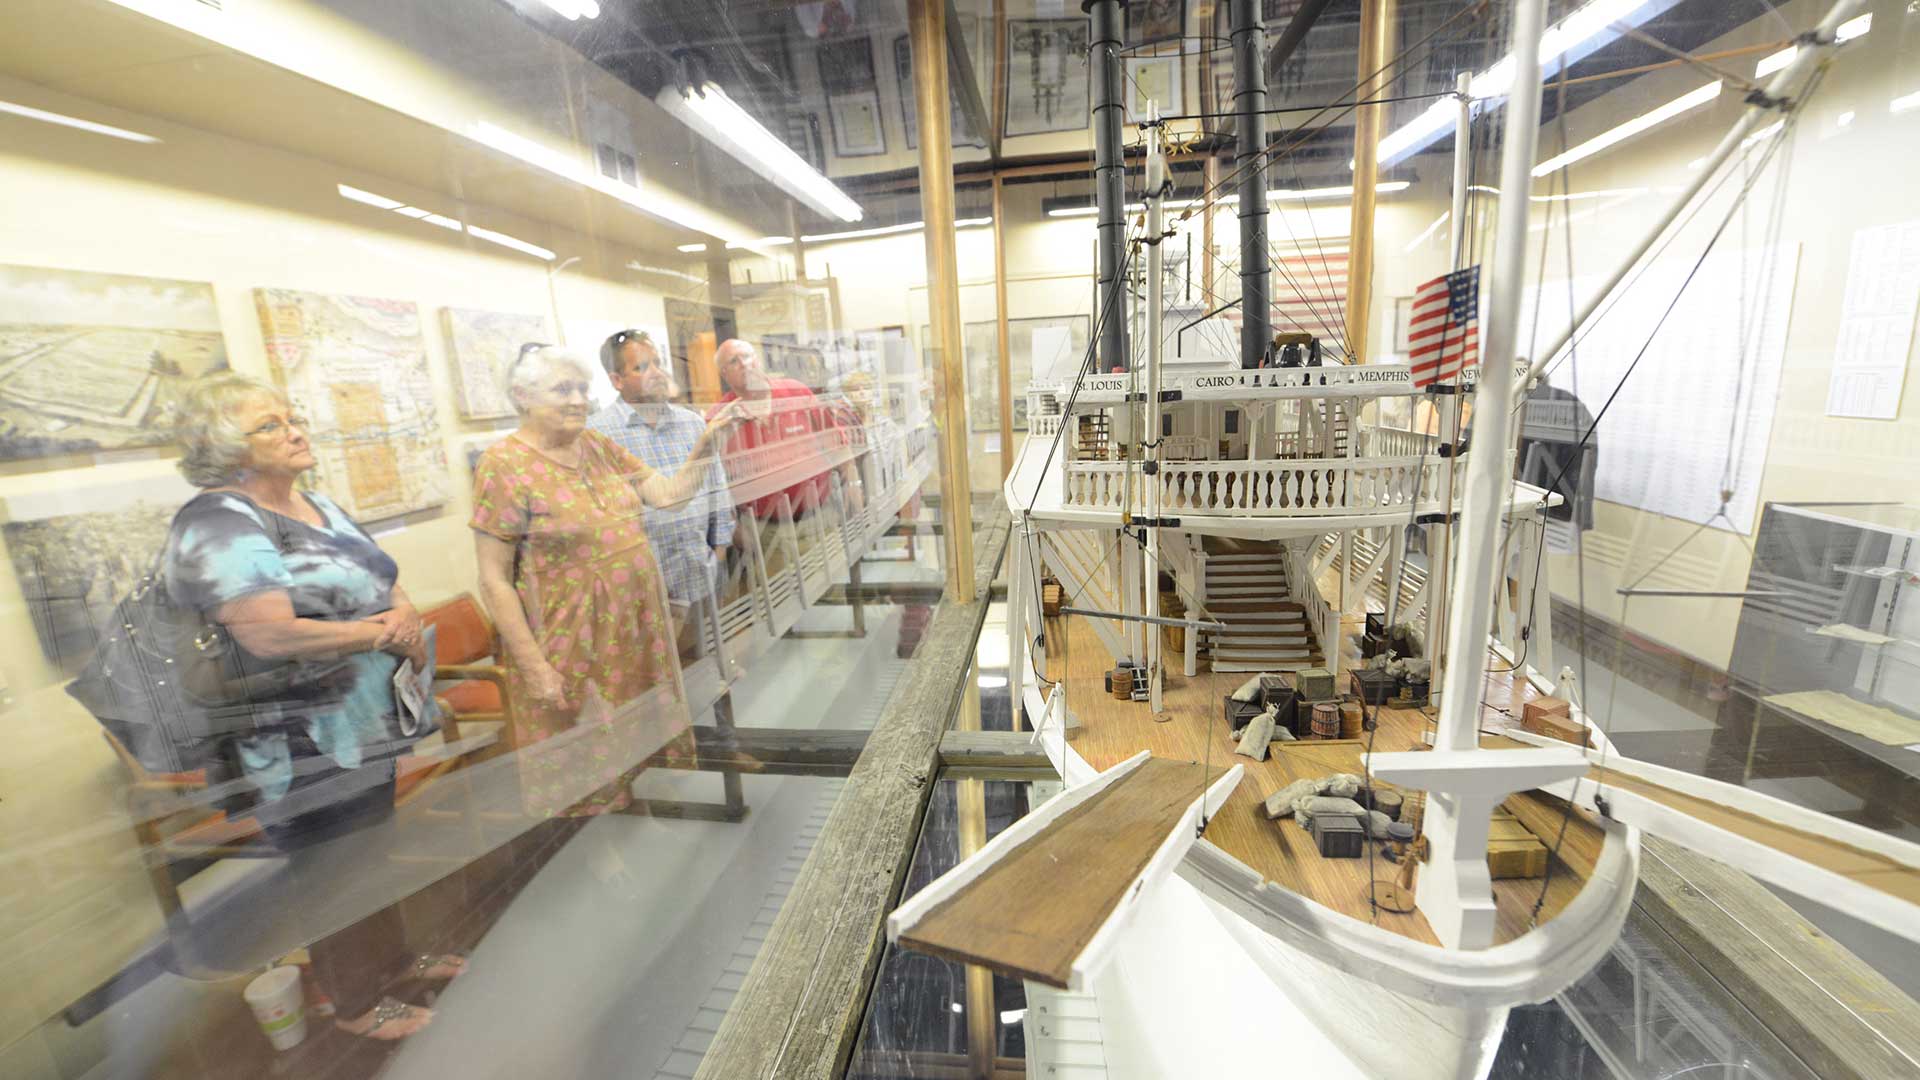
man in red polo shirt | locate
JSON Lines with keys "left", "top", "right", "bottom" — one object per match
{"left": 707, "top": 339, "right": 862, "bottom": 587}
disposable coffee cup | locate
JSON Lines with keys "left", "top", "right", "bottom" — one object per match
{"left": 244, "top": 966, "right": 308, "bottom": 1051}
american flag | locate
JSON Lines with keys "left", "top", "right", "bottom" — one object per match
{"left": 1408, "top": 265, "right": 1480, "bottom": 389}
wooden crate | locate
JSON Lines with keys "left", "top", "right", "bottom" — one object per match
{"left": 1487, "top": 811, "right": 1548, "bottom": 879}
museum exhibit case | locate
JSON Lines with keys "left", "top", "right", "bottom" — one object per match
{"left": 2, "top": 1, "right": 1919, "bottom": 1079}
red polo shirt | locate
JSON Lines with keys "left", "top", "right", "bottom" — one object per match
{"left": 708, "top": 377, "right": 842, "bottom": 519}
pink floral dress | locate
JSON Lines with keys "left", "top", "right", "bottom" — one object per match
{"left": 469, "top": 431, "right": 687, "bottom": 817}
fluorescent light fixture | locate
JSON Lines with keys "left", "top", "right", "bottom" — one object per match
{"left": 0, "top": 98, "right": 160, "bottom": 144}
{"left": 1686, "top": 118, "right": 1784, "bottom": 169}
{"left": 468, "top": 224, "right": 556, "bottom": 260}
{"left": 538, "top": 0, "right": 600, "bottom": 19}
{"left": 1837, "top": 110, "right": 1856, "bottom": 127}
{"left": 469, "top": 119, "right": 771, "bottom": 254}
{"left": 801, "top": 217, "right": 992, "bottom": 243}
{"left": 1533, "top": 81, "right": 1721, "bottom": 177}
{"left": 1893, "top": 91, "right": 1920, "bottom": 116}
{"left": 677, "top": 243, "right": 709, "bottom": 253}
{"left": 336, "top": 179, "right": 553, "bottom": 260}
{"left": 1756, "top": 13, "right": 1870, "bottom": 78}
{"left": 1377, "top": 0, "right": 1686, "bottom": 166}
{"left": 656, "top": 82, "right": 862, "bottom": 222}
{"left": 337, "top": 183, "right": 405, "bottom": 210}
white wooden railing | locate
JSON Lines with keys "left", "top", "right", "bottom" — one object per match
{"left": 1063, "top": 456, "right": 1442, "bottom": 519}
{"left": 1357, "top": 426, "right": 1439, "bottom": 458}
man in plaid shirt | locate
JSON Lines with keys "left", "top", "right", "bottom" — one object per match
{"left": 590, "top": 329, "right": 735, "bottom": 653}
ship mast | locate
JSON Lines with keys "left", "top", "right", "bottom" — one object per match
{"left": 1228, "top": 0, "right": 1270, "bottom": 368}
{"left": 1369, "top": 0, "right": 1589, "bottom": 950}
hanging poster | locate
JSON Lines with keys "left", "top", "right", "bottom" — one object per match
{"left": 254, "top": 288, "right": 449, "bottom": 522}
{"left": 1005, "top": 18, "right": 1091, "bottom": 137}
{"left": 1127, "top": 0, "right": 1185, "bottom": 46}
{"left": 818, "top": 36, "right": 887, "bottom": 157}
{"left": 442, "top": 307, "right": 548, "bottom": 420}
{"left": 893, "top": 27, "right": 987, "bottom": 150}
{"left": 0, "top": 264, "right": 229, "bottom": 463}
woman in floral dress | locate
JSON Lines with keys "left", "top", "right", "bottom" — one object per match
{"left": 471, "top": 345, "right": 743, "bottom": 817}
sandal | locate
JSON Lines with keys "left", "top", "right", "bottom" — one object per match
{"left": 408, "top": 953, "right": 468, "bottom": 981}
{"left": 337, "top": 997, "right": 432, "bottom": 1041}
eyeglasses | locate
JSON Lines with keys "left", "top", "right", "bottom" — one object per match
{"left": 608, "top": 329, "right": 649, "bottom": 351}
{"left": 245, "top": 415, "right": 309, "bottom": 440}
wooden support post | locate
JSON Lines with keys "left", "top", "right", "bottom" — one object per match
{"left": 1201, "top": 153, "right": 1219, "bottom": 306}
{"left": 911, "top": 0, "right": 978, "bottom": 602}
{"left": 694, "top": 509, "right": 1011, "bottom": 1080}
{"left": 993, "top": 175, "right": 1014, "bottom": 480}
{"left": 1344, "top": 0, "right": 1396, "bottom": 363}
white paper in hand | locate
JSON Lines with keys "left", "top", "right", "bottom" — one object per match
{"left": 392, "top": 624, "right": 438, "bottom": 738}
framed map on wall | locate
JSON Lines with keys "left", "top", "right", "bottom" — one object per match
{"left": 254, "top": 288, "right": 449, "bottom": 521}
{"left": 0, "top": 264, "right": 229, "bottom": 463}
{"left": 442, "top": 307, "right": 547, "bottom": 420}
{"left": 1, "top": 475, "right": 197, "bottom": 671}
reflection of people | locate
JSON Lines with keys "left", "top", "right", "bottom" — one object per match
{"left": 166, "top": 374, "right": 456, "bottom": 1041}
{"left": 707, "top": 339, "right": 861, "bottom": 585}
{"left": 588, "top": 330, "right": 734, "bottom": 629}
{"left": 470, "top": 345, "right": 742, "bottom": 817}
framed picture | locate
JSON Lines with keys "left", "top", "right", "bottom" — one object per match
{"left": 828, "top": 93, "right": 887, "bottom": 156}
{"left": 0, "top": 473, "right": 197, "bottom": 671}
{"left": 441, "top": 307, "right": 548, "bottom": 420}
{"left": 1125, "top": 54, "right": 1185, "bottom": 121}
{"left": 894, "top": 33, "right": 987, "bottom": 150}
{"left": 253, "top": 288, "right": 449, "bottom": 522}
{"left": 935, "top": 316, "right": 1091, "bottom": 431}
{"left": 818, "top": 36, "right": 887, "bottom": 157}
{"left": 1128, "top": 0, "right": 1186, "bottom": 46}
{"left": 0, "top": 264, "right": 230, "bottom": 463}
{"left": 783, "top": 111, "right": 826, "bottom": 171}
{"left": 1392, "top": 296, "right": 1415, "bottom": 353}
{"left": 1210, "top": 64, "right": 1238, "bottom": 116}
{"left": 1005, "top": 18, "right": 1091, "bottom": 137}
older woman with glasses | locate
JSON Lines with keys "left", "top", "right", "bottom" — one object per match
{"left": 471, "top": 344, "right": 743, "bottom": 818}
{"left": 165, "top": 373, "right": 456, "bottom": 1040}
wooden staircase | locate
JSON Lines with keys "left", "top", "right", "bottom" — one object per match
{"left": 1202, "top": 548, "right": 1319, "bottom": 673}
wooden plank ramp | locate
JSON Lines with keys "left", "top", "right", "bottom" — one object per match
{"left": 889, "top": 754, "right": 1241, "bottom": 989}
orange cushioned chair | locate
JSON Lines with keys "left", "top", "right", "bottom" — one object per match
{"left": 421, "top": 592, "right": 514, "bottom": 754}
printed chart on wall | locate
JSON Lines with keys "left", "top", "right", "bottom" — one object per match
{"left": 1825, "top": 218, "right": 1920, "bottom": 420}
{"left": 1527, "top": 242, "right": 1799, "bottom": 534}
{"left": 443, "top": 307, "right": 547, "bottom": 420}
{"left": 0, "top": 264, "right": 229, "bottom": 462}
{"left": 255, "top": 288, "right": 449, "bottom": 521}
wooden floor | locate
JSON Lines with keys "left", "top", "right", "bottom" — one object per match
{"left": 898, "top": 757, "right": 1209, "bottom": 988}
{"left": 1050, "top": 613, "right": 1598, "bottom": 947}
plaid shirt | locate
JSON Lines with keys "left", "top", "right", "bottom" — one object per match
{"left": 587, "top": 399, "right": 736, "bottom": 604}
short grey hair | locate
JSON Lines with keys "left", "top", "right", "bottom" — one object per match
{"left": 506, "top": 344, "right": 596, "bottom": 412}
{"left": 174, "top": 373, "right": 289, "bottom": 488}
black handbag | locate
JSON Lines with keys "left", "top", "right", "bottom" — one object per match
{"left": 65, "top": 497, "right": 352, "bottom": 773}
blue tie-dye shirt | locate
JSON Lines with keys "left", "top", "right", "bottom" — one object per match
{"left": 163, "top": 490, "right": 403, "bottom": 802}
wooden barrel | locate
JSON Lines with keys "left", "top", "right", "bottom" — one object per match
{"left": 1310, "top": 702, "right": 1340, "bottom": 739}
{"left": 1370, "top": 788, "right": 1405, "bottom": 821}
{"left": 1339, "top": 701, "right": 1365, "bottom": 739}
